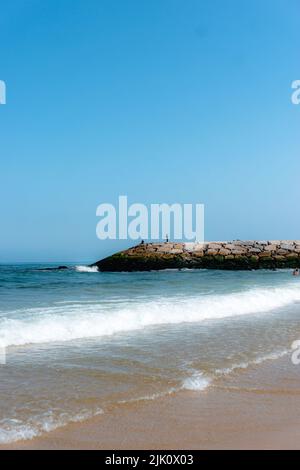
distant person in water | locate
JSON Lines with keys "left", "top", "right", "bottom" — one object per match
{"left": 293, "top": 268, "right": 299, "bottom": 276}
{"left": 166, "top": 234, "right": 169, "bottom": 243}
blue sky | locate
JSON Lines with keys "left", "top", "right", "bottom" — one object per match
{"left": 0, "top": 0, "right": 299, "bottom": 262}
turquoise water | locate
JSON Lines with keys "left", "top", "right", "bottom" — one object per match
{"left": 0, "top": 265, "right": 300, "bottom": 443}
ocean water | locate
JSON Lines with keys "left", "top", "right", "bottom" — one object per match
{"left": 0, "top": 264, "right": 300, "bottom": 444}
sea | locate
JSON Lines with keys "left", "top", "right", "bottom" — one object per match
{"left": 0, "top": 264, "right": 300, "bottom": 443}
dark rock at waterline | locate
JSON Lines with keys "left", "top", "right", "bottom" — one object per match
{"left": 38, "top": 265, "right": 69, "bottom": 271}
{"left": 92, "top": 241, "right": 300, "bottom": 272}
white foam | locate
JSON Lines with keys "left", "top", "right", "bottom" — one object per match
{"left": 215, "top": 349, "right": 290, "bottom": 376}
{"left": 75, "top": 265, "right": 99, "bottom": 273}
{"left": 182, "top": 372, "right": 212, "bottom": 391}
{"left": 181, "top": 349, "right": 289, "bottom": 393}
{"left": 1, "top": 284, "right": 300, "bottom": 348}
{"left": 118, "top": 387, "right": 177, "bottom": 404}
{"left": 0, "top": 408, "right": 103, "bottom": 444}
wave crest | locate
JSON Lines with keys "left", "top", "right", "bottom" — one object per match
{"left": 1, "top": 284, "right": 300, "bottom": 348}
{"left": 75, "top": 266, "right": 99, "bottom": 273}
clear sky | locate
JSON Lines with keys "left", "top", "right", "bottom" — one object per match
{"left": 0, "top": 0, "right": 299, "bottom": 262}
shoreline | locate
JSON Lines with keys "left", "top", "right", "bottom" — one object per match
{"left": 2, "top": 355, "right": 300, "bottom": 450}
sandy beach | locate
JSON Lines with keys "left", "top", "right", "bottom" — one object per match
{"left": 2, "top": 355, "right": 300, "bottom": 450}
{"left": 1, "top": 0, "right": 299, "bottom": 454}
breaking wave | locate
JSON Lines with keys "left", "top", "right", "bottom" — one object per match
{"left": 75, "top": 266, "right": 99, "bottom": 273}
{"left": 1, "top": 284, "right": 300, "bottom": 348}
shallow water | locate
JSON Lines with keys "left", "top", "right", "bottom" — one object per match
{"left": 0, "top": 265, "right": 300, "bottom": 443}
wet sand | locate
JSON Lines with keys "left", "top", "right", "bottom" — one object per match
{"left": 2, "top": 355, "right": 300, "bottom": 450}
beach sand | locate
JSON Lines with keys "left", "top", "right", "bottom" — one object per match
{"left": 2, "top": 355, "right": 300, "bottom": 450}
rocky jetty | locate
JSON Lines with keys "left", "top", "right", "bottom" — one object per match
{"left": 92, "top": 240, "right": 300, "bottom": 271}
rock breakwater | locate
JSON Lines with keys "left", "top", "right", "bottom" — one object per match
{"left": 92, "top": 241, "right": 300, "bottom": 271}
